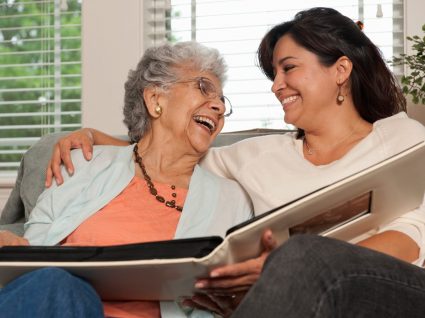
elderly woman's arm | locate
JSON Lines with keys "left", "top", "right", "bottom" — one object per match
{"left": 46, "top": 128, "right": 129, "bottom": 186}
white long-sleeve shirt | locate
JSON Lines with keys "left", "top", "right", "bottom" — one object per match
{"left": 201, "top": 112, "right": 425, "bottom": 265}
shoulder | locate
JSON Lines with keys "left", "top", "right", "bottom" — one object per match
{"left": 369, "top": 112, "right": 425, "bottom": 157}
{"left": 209, "top": 132, "right": 294, "bottom": 156}
{"left": 70, "top": 145, "right": 135, "bottom": 168}
{"left": 373, "top": 112, "right": 425, "bottom": 139}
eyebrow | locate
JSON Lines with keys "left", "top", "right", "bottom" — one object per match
{"left": 275, "top": 56, "right": 296, "bottom": 67}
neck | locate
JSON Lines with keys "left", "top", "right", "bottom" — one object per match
{"left": 135, "top": 134, "right": 202, "bottom": 188}
{"left": 302, "top": 115, "right": 372, "bottom": 164}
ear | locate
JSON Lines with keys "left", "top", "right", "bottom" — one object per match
{"left": 143, "top": 86, "right": 161, "bottom": 118}
{"left": 335, "top": 56, "right": 353, "bottom": 84}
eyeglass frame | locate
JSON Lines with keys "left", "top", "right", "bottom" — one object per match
{"left": 173, "top": 76, "right": 233, "bottom": 117}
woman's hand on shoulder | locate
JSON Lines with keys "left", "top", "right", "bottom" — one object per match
{"left": 45, "top": 128, "right": 95, "bottom": 187}
{"left": 0, "top": 230, "right": 29, "bottom": 247}
{"left": 186, "top": 229, "right": 277, "bottom": 314}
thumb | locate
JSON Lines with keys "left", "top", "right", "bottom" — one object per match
{"left": 261, "top": 229, "right": 278, "bottom": 251}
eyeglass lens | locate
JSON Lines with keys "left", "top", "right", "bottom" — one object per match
{"left": 199, "top": 78, "right": 232, "bottom": 116}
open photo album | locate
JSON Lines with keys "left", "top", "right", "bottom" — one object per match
{"left": 1, "top": 141, "right": 425, "bottom": 300}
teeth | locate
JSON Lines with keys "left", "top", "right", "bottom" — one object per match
{"left": 193, "top": 115, "right": 216, "bottom": 132}
{"left": 281, "top": 95, "right": 299, "bottom": 105}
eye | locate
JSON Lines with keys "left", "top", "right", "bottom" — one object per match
{"left": 283, "top": 64, "right": 295, "bottom": 73}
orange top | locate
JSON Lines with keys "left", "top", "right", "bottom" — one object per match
{"left": 62, "top": 176, "right": 187, "bottom": 318}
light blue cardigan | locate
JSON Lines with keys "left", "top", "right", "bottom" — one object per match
{"left": 24, "top": 144, "right": 253, "bottom": 317}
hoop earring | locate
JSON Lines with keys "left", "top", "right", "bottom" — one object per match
{"left": 154, "top": 104, "right": 162, "bottom": 116}
{"left": 336, "top": 82, "right": 345, "bottom": 105}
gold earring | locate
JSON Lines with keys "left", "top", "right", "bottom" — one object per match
{"left": 336, "top": 82, "right": 344, "bottom": 105}
{"left": 154, "top": 104, "right": 162, "bottom": 116}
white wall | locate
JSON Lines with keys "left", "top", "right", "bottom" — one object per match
{"left": 82, "top": 0, "right": 145, "bottom": 135}
{"left": 405, "top": 0, "right": 424, "bottom": 54}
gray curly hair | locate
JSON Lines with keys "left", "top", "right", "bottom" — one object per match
{"left": 123, "top": 41, "right": 228, "bottom": 143}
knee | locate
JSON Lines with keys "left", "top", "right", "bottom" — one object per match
{"left": 265, "top": 235, "right": 357, "bottom": 278}
{"left": 26, "top": 267, "right": 75, "bottom": 288}
{"left": 267, "top": 234, "right": 332, "bottom": 265}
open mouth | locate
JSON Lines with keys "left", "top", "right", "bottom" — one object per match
{"left": 193, "top": 115, "right": 216, "bottom": 133}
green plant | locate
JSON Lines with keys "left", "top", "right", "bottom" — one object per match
{"left": 391, "top": 24, "right": 425, "bottom": 104}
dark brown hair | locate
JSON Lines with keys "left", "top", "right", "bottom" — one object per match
{"left": 258, "top": 7, "right": 406, "bottom": 133}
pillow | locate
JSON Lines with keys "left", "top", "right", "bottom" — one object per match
{"left": 0, "top": 132, "right": 68, "bottom": 235}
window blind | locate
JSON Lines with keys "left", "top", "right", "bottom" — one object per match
{"left": 145, "top": 0, "right": 404, "bottom": 132}
{"left": 0, "top": 0, "right": 82, "bottom": 176}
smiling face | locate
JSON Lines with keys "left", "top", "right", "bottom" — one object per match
{"left": 271, "top": 35, "right": 341, "bottom": 130}
{"left": 153, "top": 68, "right": 226, "bottom": 155}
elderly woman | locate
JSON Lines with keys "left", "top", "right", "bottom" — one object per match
{"left": 45, "top": 7, "right": 425, "bottom": 317}
{"left": 0, "top": 41, "right": 255, "bottom": 318}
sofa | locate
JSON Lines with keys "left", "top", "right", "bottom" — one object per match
{"left": 0, "top": 129, "right": 290, "bottom": 236}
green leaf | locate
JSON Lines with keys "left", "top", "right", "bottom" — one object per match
{"left": 413, "top": 95, "right": 419, "bottom": 104}
{"left": 401, "top": 76, "right": 409, "bottom": 85}
{"left": 422, "top": 24, "right": 425, "bottom": 32}
{"left": 403, "top": 86, "right": 409, "bottom": 94}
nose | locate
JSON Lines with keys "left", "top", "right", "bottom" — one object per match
{"left": 209, "top": 97, "right": 226, "bottom": 116}
{"left": 271, "top": 72, "right": 286, "bottom": 95}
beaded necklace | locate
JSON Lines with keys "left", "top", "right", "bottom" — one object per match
{"left": 133, "top": 144, "right": 183, "bottom": 212}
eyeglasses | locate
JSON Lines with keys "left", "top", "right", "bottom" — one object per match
{"left": 176, "top": 77, "right": 233, "bottom": 117}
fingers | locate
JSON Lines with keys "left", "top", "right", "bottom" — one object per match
{"left": 0, "top": 230, "right": 30, "bottom": 247}
{"left": 196, "top": 275, "right": 257, "bottom": 292}
{"left": 195, "top": 258, "right": 265, "bottom": 292}
{"left": 81, "top": 142, "right": 93, "bottom": 161}
{"left": 45, "top": 161, "right": 54, "bottom": 188}
{"left": 44, "top": 129, "right": 95, "bottom": 187}
{"left": 59, "top": 139, "right": 74, "bottom": 175}
{"left": 182, "top": 293, "right": 235, "bottom": 317}
{"left": 50, "top": 145, "right": 65, "bottom": 186}
{"left": 210, "top": 258, "right": 263, "bottom": 280}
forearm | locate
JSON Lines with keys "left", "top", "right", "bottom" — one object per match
{"left": 87, "top": 128, "right": 130, "bottom": 146}
{"left": 357, "top": 230, "right": 419, "bottom": 263}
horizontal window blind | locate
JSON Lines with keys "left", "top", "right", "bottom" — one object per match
{"left": 145, "top": 0, "right": 404, "bottom": 132}
{"left": 0, "top": 0, "right": 82, "bottom": 176}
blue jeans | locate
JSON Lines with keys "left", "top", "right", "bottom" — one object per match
{"left": 0, "top": 267, "right": 103, "bottom": 318}
{"left": 233, "top": 234, "right": 425, "bottom": 318}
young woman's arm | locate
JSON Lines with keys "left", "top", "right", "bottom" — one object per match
{"left": 45, "top": 128, "right": 129, "bottom": 186}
